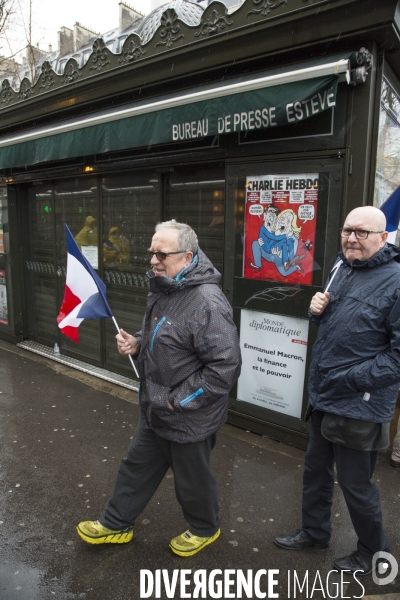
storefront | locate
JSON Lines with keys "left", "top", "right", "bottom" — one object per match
{"left": 0, "top": 0, "right": 399, "bottom": 447}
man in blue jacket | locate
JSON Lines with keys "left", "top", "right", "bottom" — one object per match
{"left": 274, "top": 206, "right": 400, "bottom": 576}
{"left": 76, "top": 220, "right": 241, "bottom": 556}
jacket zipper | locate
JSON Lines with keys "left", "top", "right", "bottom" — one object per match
{"left": 180, "top": 387, "right": 204, "bottom": 406}
{"left": 150, "top": 316, "right": 166, "bottom": 350}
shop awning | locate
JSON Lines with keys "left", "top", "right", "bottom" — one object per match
{"left": 0, "top": 58, "right": 351, "bottom": 169}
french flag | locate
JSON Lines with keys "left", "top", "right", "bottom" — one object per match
{"left": 57, "top": 224, "right": 113, "bottom": 342}
{"left": 380, "top": 186, "right": 400, "bottom": 244}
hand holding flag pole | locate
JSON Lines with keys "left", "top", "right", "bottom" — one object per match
{"left": 57, "top": 224, "right": 139, "bottom": 379}
{"left": 111, "top": 316, "right": 139, "bottom": 376}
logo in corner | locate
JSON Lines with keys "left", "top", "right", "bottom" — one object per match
{"left": 372, "top": 551, "right": 398, "bottom": 585}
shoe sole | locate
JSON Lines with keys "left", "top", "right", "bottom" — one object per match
{"left": 76, "top": 526, "right": 133, "bottom": 545}
{"left": 274, "top": 539, "right": 329, "bottom": 550}
{"left": 169, "top": 529, "right": 220, "bottom": 557}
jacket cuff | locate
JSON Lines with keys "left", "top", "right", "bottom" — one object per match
{"left": 132, "top": 334, "right": 141, "bottom": 358}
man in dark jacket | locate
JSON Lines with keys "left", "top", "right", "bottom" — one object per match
{"left": 274, "top": 206, "right": 400, "bottom": 576}
{"left": 77, "top": 220, "right": 241, "bottom": 556}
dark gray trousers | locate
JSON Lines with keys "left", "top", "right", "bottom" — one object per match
{"left": 100, "top": 419, "right": 220, "bottom": 537}
{"left": 302, "top": 409, "right": 390, "bottom": 559}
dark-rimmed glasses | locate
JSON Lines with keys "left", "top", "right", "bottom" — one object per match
{"left": 340, "top": 228, "right": 384, "bottom": 240}
{"left": 147, "top": 250, "right": 185, "bottom": 261}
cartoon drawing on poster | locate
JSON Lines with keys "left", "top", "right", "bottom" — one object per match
{"left": 237, "top": 309, "right": 309, "bottom": 418}
{"left": 244, "top": 174, "right": 318, "bottom": 285}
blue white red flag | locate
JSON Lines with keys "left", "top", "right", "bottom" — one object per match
{"left": 57, "top": 224, "right": 113, "bottom": 342}
{"left": 380, "top": 186, "right": 400, "bottom": 244}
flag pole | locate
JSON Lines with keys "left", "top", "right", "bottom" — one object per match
{"left": 112, "top": 316, "right": 139, "bottom": 379}
{"left": 324, "top": 259, "right": 343, "bottom": 293}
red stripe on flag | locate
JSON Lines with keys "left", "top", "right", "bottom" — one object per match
{"left": 60, "top": 325, "right": 79, "bottom": 343}
{"left": 57, "top": 285, "right": 81, "bottom": 325}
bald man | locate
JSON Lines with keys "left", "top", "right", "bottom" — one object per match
{"left": 274, "top": 206, "right": 400, "bottom": 576}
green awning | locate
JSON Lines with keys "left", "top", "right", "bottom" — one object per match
{"left": 0, "top": 58, "right": 350, "bottom": 169}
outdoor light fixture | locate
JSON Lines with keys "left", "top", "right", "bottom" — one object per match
{"left": 84, "top": 166, "right": 94, "bottom": 172}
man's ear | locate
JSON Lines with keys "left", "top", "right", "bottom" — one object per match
{"left": 185, "top": 251, "right": 194, "bottom": 266}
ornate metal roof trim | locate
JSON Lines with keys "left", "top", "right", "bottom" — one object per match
{"left": 0, "top": 0, "right": 330, "bottom": 110}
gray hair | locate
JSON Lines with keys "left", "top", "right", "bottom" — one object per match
{"left": 155, "top": 219, "right": 198, "bottom": 254}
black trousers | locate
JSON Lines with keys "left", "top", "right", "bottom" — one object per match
{"left": 302, "top": 410, "right": 390, "bottom": 559}
{"left": 100, "top": 419, "right": 220, "bottom": 537}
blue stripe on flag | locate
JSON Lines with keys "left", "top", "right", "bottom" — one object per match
{"left": 380, "top": 186, "right": 400, "bottom": 234}
{"left": 65, "top": 224, "right": 112, "bottom": 317}
{"left": 76, "top": 292, "right": 112, "bottom": 319}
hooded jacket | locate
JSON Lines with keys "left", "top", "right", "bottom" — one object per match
{"left": 103, "top": 227, "right": 130, "bottom": 270}
{"left": 75, "top": 216, "right": 98, "bottom": 249}
{"left": 308, "top": 244, "right": 400, "bottom": 423}
{"left": 134, "top": 248, "right": 241, "bottom": 443}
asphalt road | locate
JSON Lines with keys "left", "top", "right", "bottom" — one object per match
{"left": 0, "top": 341, "right": 399, "bottom": 600}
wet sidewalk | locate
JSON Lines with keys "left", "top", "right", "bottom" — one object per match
{"left": 0, "top": 340, "right": 399, "bottom": 600}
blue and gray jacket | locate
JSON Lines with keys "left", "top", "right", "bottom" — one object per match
{"left": 308, "top": 244, "right": 400, "bottom": 423}
{"left": 133, "top": 248, "right": 241, "bottom": 443}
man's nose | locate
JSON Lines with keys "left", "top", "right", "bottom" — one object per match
{"left": 150, "top": 253, "right": 159, "bottom": 265}
{"left": 348, "top": 231, "right": 358, "bottom": 241}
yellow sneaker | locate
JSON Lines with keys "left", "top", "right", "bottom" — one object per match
{"left": 169, "top": 529, "right": 220, "bottom": 556}
{"left": 76, "top": 520, "right": 133, "bottom": 545}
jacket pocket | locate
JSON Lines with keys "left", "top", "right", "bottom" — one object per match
{"left": 143, "top": 380, "right": 188, "bottom": 437}
{"left": 317, "top": 363, "right": 360, "bottom": 398}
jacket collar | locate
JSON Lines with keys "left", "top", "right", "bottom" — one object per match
{"left": 338, "top": 243, "right": 400, "bottom": 269}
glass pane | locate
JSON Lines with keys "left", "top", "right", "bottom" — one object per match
{"left": 25, "top": 185, "right": 58, "bottom": 342}
{"left": 0, "top": 186, "right": 7, "bottom": 255}
{"left": 374, "top": 78, "right": 400, "bottom": 245}
{"left": 102, "top": 172, "right": 159, "bottom": 373}
{"left": 164, "top": 164, "right": 225, "bottom": 275}
{"left": 0, "top": 187, "right": 9, "bottom": 327}
{"left": 54, "top": 177, "right": 101, "bottom": 361}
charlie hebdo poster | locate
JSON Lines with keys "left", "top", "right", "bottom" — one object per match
{"left": 244, "top": 173, "right": 318, "bottom": 285}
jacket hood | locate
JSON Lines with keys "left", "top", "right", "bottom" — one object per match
{"left": 147, "top": 247, "right": 221, "bottom": 294}
{"left": 84, "top": 216, "right": 97, "bottom": 228}
{"left": 338, "top": 243, "right": 400, "bottom": 269}
{"left": 109, "top": 227, "right": 123, "bottom": 241}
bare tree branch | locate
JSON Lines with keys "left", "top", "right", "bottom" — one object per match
{"left": 0, "top": 0, "right": 14, "bottom": 37}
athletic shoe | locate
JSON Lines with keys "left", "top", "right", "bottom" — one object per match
{"left": 76, "top": 520, "right": 133, "bottom": 545}
{"left": 169, "top": 529, "right": 220, "bottom": 556}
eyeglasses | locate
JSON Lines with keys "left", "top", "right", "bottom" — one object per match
{"left": 147, "top": 250, "right": 184, "bottom": 261}
{"left": 340, "top": 228, "right": 384, "bottom": 240}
